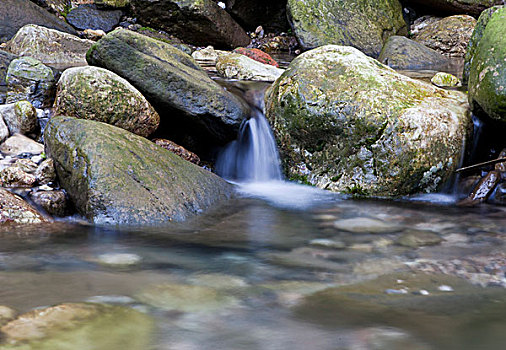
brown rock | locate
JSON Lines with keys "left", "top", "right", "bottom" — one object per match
{"left": 0, "top": 134, "right": 44, "bottom": 156}
{"left": 458, "top": 170, "right": 501, "bottom": 206}
{"left": 35, "top": 158, "right": 57, "bottom": 185}
{"left": 30, "top": 190, "right": 67, "bottom": 217}
{"left": 0, "top": 166, "right": 36, "bottom": 187}
{"left": 0, "top": 188, "right": 47, "bottom": 224}
{"left": 153, "top": 138, "right": 201, "bottom": 165}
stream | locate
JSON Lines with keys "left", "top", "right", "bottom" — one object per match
{"left": 1, "top": 60, "right": 506, "bottom": 349}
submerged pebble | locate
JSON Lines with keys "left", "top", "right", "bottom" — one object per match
{"left": 96, "top": 253, "right": 142, "bottom": 266}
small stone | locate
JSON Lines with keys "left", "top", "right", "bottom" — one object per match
{"left": 333, "top": 217, "right": 401, "bottom": 234}
{"left": 30, "top": 190, "right": 67, "bottom": 217}
{"left": 31, "top": 155, "right": 43, "bottom": 164}
{"left": 0, "top": 166, "right": 36, "bottom": 187}
{"left": 385, "top": 288, "right": 408, "bottom": 295}
{"left": 14, "top": 158, "right": 38, "bottom": 173}
{"left": 38, "top": 185, "right": 53, "bottom": 191}
{"left": 419, "top": 289, "right": 430, "bottom": 295}
{"left": 192, "top": 46, "right": 219, "bottom": 64}
{"left": 35, "top": 158, "right": 56, "bottom": 185}
{"left": 309, "top": 238, "right": 346, "bottom": 249}
{"left": 431, "top": 72, "right": 461, "bottom": 87}
{"left": 82, "top": 29, "right": 106, "bottom": 41}
{"left": 438, "top": 285, "right": 454, "bottom": 292}
{"left": 96, "top": 253, "right": 142, "bottom": 266}
{"left": 0, "top": 134, "right": 44, "bottom": 156}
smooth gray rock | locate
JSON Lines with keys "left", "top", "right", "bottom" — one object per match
{"left": 66, "top": 4, "right": 123, "bottom": 32}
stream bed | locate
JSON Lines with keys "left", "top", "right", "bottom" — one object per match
{"left": 1, "top": 182, "right": 505, "bottom": 349}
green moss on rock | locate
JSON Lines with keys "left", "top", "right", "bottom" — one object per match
{"left": 265, "top": 45, "right": 471, "bottom": 197}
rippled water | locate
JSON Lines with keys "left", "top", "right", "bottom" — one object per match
{"left": 1, "top": 182, "right": 506, "bottom": 349}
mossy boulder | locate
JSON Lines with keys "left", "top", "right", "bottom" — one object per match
{"left": 465, "top": 6, "right": 506, "bottom": 122}
{"left": 5, "top": 57, "right": 57, "bottom": 109}
{"left": 0, "top": 303, "right": 153, "bottom": 350}
{"left": 379, "top": 36, "right": 451, "bottom": 70}
{"left": 54, "top": 66, "right": 160, "bottom": 137}
{"left": 87, "top": 29, "right": 249, "bottom": 150}
{"left": 265, "top": 45, "right": 471, "bottom": 197}
{"left": 286, "top": 0, "right": 406, "bottom": 58}
{"left": 411, "top": 15, "right": 477, "bottom": 57}
{"left": 130, "top": 0, "right": 250, "bottom": 49}
{"left": 5, "top": 24, "right": 94, "bottom": 70}
{"left": 406, "top": 0, "right": 503, "bottom": 16}
{"left": 44, "top": 116, "right": 233, "bottom": 225}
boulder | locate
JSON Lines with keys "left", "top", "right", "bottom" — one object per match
{"left": 66, "top": 4, "right": 123, "bottom": 32}
{"left": 5, "top": 24, "right": 94, "bottom": 70}
{"left": 0, "top": 0, "right": 76, "bottom": 43}
{"left": 378, "top": 36, "right": 451, "bottom": 70}
{"left": 0, "top": 134, "right": 44, "bottom": 156}
{"left": 216, "top": 53, "right": 285, "bottom": 82}
{"left": 54, "top": 66, "right": 160, "bottom": 137}
{"left": 0, "top": 187, "right": 47, "bottom": 224}
{"left": 265, "top": 45, "right": 471, "bottom": 196}
{"left": 86, "top": 29, "right": 249, "bottom": 149}
{"left": 0, "top": 303, "right": 153, "bottom": 349}
{"left": 224, "top": 0, "right": 289, "bottom": 32}
{"left": 465, "top": 6, "right": 506, "bottom": 123}
{"left": 130, "top": 0, "right": 250, "bottom": 49}
{"left": 5, "top": 57, "right": 57, "bottom": 108}
{"left": 44, "top": 116, "right": 234, "bottom": 225}
{"left": 30, "top": 189, "right": 67, "bottom": 216}
{"left": 406, "top": 0, "right": 503, "bottom": 16}
{"left": 286, "top": 0, "right": 406, "bottom": 57}
{"left": 0, "top": 101, "right": 38, "bottom": 136}
{"left": 0, "top": 50, "right": 17, "bottom": 104}
{"left": 411, "top": 15, "right": 477, "bottom": 57}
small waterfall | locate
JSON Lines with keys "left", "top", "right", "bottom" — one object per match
{"left": 216, "top": 90, "right": 282, "bottom": 182}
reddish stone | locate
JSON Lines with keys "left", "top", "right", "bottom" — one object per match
{"left": 233, "top": 47, "right": 279, "bottom": 67}
{"left": 153, "top": 138, "right": 201, "bottom": 165}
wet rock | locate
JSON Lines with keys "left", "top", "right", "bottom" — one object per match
{"left": 35, "top": 158, "right": 56, "bottom": 185}
{"left": 0, "top": 50, "right": 17, "bottom": 104}
{"left": 5, "top": 57, "right": 57, "bottom": 109}
{"left": 458, "top": 170, "right": 501, "bottom": 206}
{"left": 87, "top": 29, "right": 249, "bottom": 149}
{"left": 295, "top": 272, "right": 506, "bottom": 348}
{"left": 30, "top": 190, "right": 67, "bottom": 216}
{"left": 495, "top": 148, "right": 506, "bottom": 172}
{"left": 0, "top": 303, "right": 154, "bottom": 349}
{"left": 396, "top": 230, "right": 444, "bottom": 248}
{"left": 224, "top": 0, "right": 289, "bottom": 32}
{"left": 411, "top": 15, "right": 477, "bottom": 57}
{"left": 153, "top": 138, "right": 200, "bottom": 165}
{"left": 379, "top": 35, "right": 451, "bottom": 70}
{"left": 431, "top": 72, "right": 461, "bottom": 87}
{"left": 54, "top": 66, "right": 160, "bottom": 137}
{"left": 233, "top": 47, "right": 279, "bottom": 67}
{"left": 66, "top": 4, "right": 123, "bottom": 32}
{"left": 0, "top": 0, "right": 76, "bottom": 43}
{"left": 216, "top": 53, "right": 284, "bottom": 82}
{"left": 192, "top": 46, "right": 220, "bottom": 64}
{"left": 0, "top": 134, "right": 44, "bottom": 157}
{"left": 0, "top": 305, "right": 16, "bottom": 326}
{"left": 130, "top": 0, "right": 250, "bottom": 49}
{"left": 0, "top": 166, "right": 36, "bottom": 187}
{"left": 136, "top": 283, "right": 239, "bottom": 312}
{"left": 5, "top": 24, "right": 94, "bottom": 70}
{"left": 0, "top": 101, "right": 37, "bottom": 136}
{"left": 287, "top": 0, "right": 406, "bottom": 57}
{"left": 261, "top": 248, "right": 352, "bottom": 272}
{"left": 265, "top": 45, "right": 472, "bottom": 196}
{"left": 406, "top": 0, "right": 503, "bottom": 17}
{"left": 253, "top": 34, "right": 299, "bottom": 54}
{"left": 95, "top": 253, "right": 142, "bottom": 266}
{"left": 333, "top": 217, "right": 401, "bottom": 234}
{"left": 0, "top": 187, "right": 47, "bottom": 224}
{"left": 44, "top": 116, "right": 233, "bottom": 225}
{"left": 465, "top": 6, "right": 506, "bottom": 123}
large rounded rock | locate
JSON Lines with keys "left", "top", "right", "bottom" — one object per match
{"left": 87, "top": 29, "right": 249, "bottom": 149}
{"left": 465, "top": 6, "right": 506, "bottom": 123}
{"left": 130, "top": 0, "right": 250, "bottom": 49}
{"left": 5, "top": 24, "right": 94, "bottom": 70}
{"left": 0, "top": 303, "right": 153, "bottom": 349}
{"left": 0, "top": 50, "right": 17, "bottom": 103}
{"left": 0, "top": 0, "right": 76, "bottom": 43}
{"left": 5, "top": 57, "right": 57, "bottom": 109}
{"left": 406, "top": 0, "right": 503, "bottom": 16}
{"left": 54, "top": 66, "right": 159, "bottom": 137}
{"left": 379, "top": 36, "right": 451, "bottom": 70}
{"left": 287, "top": 0, "right": 406, "bottom": 57}
{"left": 265, "top": 45, "right": 471, "bottom": 196}
{"left": 411, "top": 15, "right": 477, "bottom": 57}
{"left": 44, "top": 116, "right": 234, "bottom": 225}
{"left": 66, "top": 4, "right": 123, "bottom": 32}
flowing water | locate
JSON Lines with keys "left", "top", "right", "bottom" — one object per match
{"left": 1, "top": 77, "right": 506, "bottom": 350}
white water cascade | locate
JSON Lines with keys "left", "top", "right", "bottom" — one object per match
{"left": 216, "top": 93, "right": 282, "bottom": 182}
